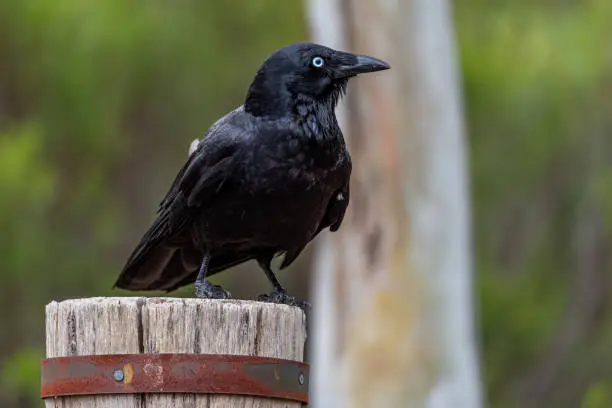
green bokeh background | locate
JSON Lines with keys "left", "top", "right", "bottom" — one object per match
{"left": 1, "top": 1, "right": 611, "bottom": 407}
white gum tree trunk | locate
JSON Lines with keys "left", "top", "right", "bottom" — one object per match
{"left": 307, "top": 1, "right": 483, "bottom": 407}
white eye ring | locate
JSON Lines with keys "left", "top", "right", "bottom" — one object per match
{"left": 312, "top": 56, "right": 324, "bottom": 68}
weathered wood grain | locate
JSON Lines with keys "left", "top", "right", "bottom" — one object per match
{"left": 45, "top": 297, "right": 306, "bottom": 408}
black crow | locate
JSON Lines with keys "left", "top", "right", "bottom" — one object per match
{"left": 114, "top": 42, "right": 389, "bottom": 306}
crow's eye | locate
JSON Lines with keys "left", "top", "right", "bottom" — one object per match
{"left": 312, "top": 56, "right": 324, "bottom": 68}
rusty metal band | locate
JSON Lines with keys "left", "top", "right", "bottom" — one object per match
{"left": 41, "top": 353, "right": 309, "bottom": 403}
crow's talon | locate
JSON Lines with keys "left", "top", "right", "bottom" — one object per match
{"left": 195, "top": 281, "right": 232, "bottom": 299}
{"left": 258, "top": 290, "right": 311, "bottom": 312}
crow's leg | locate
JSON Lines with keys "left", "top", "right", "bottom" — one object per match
{"left": 258, "top": 258, "right": 286, "bottom": 293}
{"left": 194, "top": 253, "right": 232, "bottom": 299}
{"left": 257, "top": 258, "right": 310, "bottom": 311}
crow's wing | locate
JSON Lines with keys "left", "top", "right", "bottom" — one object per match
{"left": 114, "top": 122, "right": 245, "bottom": 291}
{"left": 322, "top": 181, "right": 350, "bottom": 233}
{"left": 279, "top": 156, "right": 351, "bottom": 270}
{"left": 316, "top": 151, "right": 352, "bottom": 235}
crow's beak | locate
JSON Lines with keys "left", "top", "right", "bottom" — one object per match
{"left": 336, "top": 54, "right": 390, "bottom": 77}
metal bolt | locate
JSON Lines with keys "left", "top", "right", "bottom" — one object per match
{"left": 113, "top": 369, "right": 124, "bottom": 382}
{"left": 298, "top": 372, "right": 304, "bottom": 385}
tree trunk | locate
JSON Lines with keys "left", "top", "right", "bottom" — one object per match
{"left": 307, "top": 1, "right": 483, "bottom": 407}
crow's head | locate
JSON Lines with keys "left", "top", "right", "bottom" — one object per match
{"left": 245, "top": 42, "right": 389, "bottom": 117}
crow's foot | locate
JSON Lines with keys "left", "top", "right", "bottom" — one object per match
{"left": 258, "top": 290, "right": 311, "bottom": 313}
{"left": 195, "top": 280, "right": 232, "bottom": 299}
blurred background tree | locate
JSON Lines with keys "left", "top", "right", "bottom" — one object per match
{"left": 0, "top": 1, "right": 611, "bottom": 407}
{"left": 308, "top": 0, "right": 481, "bottom": 406}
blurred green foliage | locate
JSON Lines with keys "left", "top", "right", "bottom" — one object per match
{"left": 0, "top": 1, "right": 305, "bottom": 406}
{"left": 1, "top": 1, "right": 611, "bottom": 407}
{"left": 458, "top": 0, "right": 612, "bottom": 407}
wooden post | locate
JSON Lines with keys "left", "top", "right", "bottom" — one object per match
{"left": 44, "top": 297, "right": 307, "bottom": 408}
